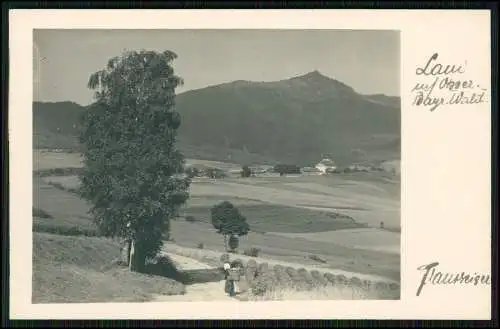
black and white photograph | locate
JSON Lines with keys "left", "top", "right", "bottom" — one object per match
{"left": 32, "top": 29, "right": 401, "bottom": 303}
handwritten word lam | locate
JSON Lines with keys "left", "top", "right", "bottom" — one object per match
{"left": 416, "top": 53, "right": 466, "bottom": 76}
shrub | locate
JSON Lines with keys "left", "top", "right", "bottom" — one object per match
{"left": 279, "top": 268, "right": 294, "bottom": 288}
{"left": 285, "top": 266, "right": 298, "bottom": 280}
{"left": 375, "top": 281, "right": 389, "bottom": 291}
{"left": 349, "top": 276, "right": 363, "bottom": 287}
{"left": 245, "top": 260, "right": 258, "bottom": 284}
{"left": 257, "top": 262, "right": 269, "bottom": 276}
{"left": 196, "top": 243, "right": 204, "bottom": 249}
{"left": 250, "top": 276, "right": 268, "bottom": 296}
{"left": 324, "top": 273, "right": 337, "bottom": 285}
{"left": 243, "top": 247, "right": 261, "bottom": 257}
{"left": 389, "top": 283, "right": 400, "bottom": 291}
{"left": 310, "top": 270, "right": 329, "bottom": 286}
{"left": 308, "top": 254, "right": 327, "bottom": 264}
{"left": 185, "top": 167, "right": 200, "bottom": 179}
{"left": 34, "top": 167, "right": 84, "bottom": 177}
{"left": 206, "top": 168, "right": 228, "bottom": 179}
{"left": 298, "top": 268, "right": 315, "bottom": 290}
{"left": 285, "top": 267, "right": 307, "bottom": 291}
{"left": 185, "top": 215, "right": 197, "bottom": 223}
{"left": 272, "top": 265, "right": 289, "bottom": 288}
{"left": 47, "top": 179, "right": 81, "bottom": 195}
{"left": 251, "top": 262, "right": 274, "bottom": 296}
{"left": 33, "top": 221, "right": 99, "bottom": 237}
{"left": 33, "top": 207, "right": 52, "bottom": 219}
{"left": 336, "top": 274, "right": 348, "bottom": 285}
{"left": 241, "top": 165, "right": 252, "bottom": 178}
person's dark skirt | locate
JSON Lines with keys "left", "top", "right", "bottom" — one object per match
{"left": 225, "top": 279, "right": 235, "bottom": 296}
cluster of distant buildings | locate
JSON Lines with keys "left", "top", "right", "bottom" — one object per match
{"left": 183, "top": 157, "right": 399, "bottom": 180}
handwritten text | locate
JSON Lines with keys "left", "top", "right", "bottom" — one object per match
{"left": 411, "top": 53, "right": 487, "bottom": 111}
{"left": 416, "top": 261, "right": 491, "bottom": 297}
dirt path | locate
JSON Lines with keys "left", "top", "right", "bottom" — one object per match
{"left": 166, "top": 254, "right": 213, "bottom": 270}
{"left": 152, "top": 281, "right": 238, "bottom": 301}
{"left": 151, "top": 253, "right": 238, "bottom": 302}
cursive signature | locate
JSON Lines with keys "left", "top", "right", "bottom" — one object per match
{"left": 416, "top": 261, "right": 491, "bottom": 297}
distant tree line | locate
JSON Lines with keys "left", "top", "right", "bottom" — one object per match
{"left": 185, "top": 166, "right": 227, "bottom": 179}
{"left": 273, "top": 164, "right": 301, "bottom": 176}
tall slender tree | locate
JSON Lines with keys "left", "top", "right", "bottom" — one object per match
{"left": 79, "top": 50, "right": 190, "bottom": 272}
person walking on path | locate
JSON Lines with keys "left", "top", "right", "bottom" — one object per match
{"left": 223, "top": 262, "right": 236, "bottom": 297}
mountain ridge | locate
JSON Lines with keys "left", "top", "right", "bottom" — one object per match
{"left": 33, "top": 71, "right": 401, "bottom": 166}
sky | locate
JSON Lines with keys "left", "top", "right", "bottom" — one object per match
{"left": 33, "top": 29, "right": 400, "bottom": 106}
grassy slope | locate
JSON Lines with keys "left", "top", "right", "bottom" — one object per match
{"left": 33, "top": 72, "right": 400, "bottom": 167}
{"left": 33, "top": 233, "right": 186, "bottom": 303}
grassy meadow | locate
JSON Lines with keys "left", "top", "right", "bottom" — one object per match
{"left": 32, "top": 150, "right": 401, "bottom": 302}
{"left": 33, "top": 232, "right": 186, "bottom": 303}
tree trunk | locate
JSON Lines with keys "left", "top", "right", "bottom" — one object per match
{"left": 127, "top": 239, "right": 132, "bottom": 263}
{"left": 224, "top": 235, "right": 228, "bottom": 252}
{"left": 121, "top": 239, "right": 132, "bottom": 266}
{"left": 129, "top": 240, "right": 146, "bottom": 273}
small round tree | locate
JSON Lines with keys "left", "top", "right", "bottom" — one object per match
{"left": 79, "top": 50, "right": 190, "bottom": 272}
{"left": 210, "top": 201, "right": 250, "bottom": 252}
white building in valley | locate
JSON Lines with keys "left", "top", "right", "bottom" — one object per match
{"left": 315, "top": 158, "right": 337, "bottom": 174}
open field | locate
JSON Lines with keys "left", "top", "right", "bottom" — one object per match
{"left": 169, "top": 221, "right": 399, "bottom": 280}
{"left": 33, "top": 178, "right": 400, "bottom": 279}
{"left": 269, "top": 228, "right": 400, "bottom": 254}
{"left": 182, "top": 204, "right": 364, "bottom": 234}
{"left": 33, "top": 179, "right": 400, "bottom": 282}
{"left": 38, "top": 172, "right": 400, "bottom": 249}
{"left": 32, "top": 150, "right": 401, "bottom": 302}
{"left": 34, "top": 150, "right": 84, "bottom": 170}
{"left": 34, "top": 149, "right": 243, "bottom": 172}
{"left": 39, "top": 170, "right": 400, "bottom": 230}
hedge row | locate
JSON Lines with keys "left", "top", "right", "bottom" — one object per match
{"left": 34, "top": 167, "right": 84, "bottom": 177}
